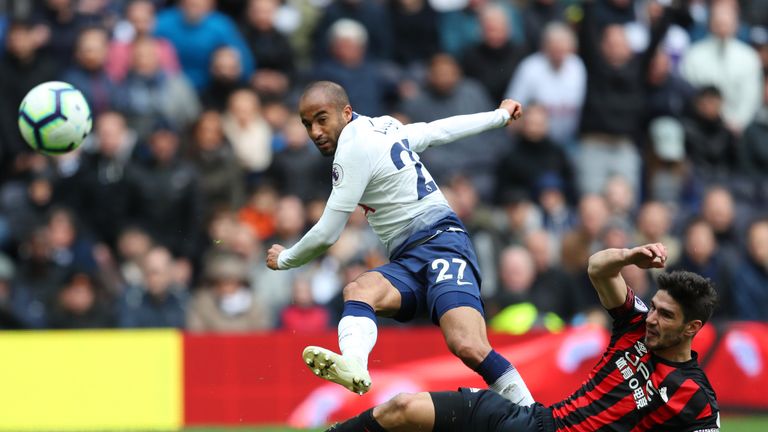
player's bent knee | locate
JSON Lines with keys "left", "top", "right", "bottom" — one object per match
{"left": 342, "top": 281, "right": 366, "bottom": 301}
{"left": 380, "top": 392, "right": 421, "bottom": 425}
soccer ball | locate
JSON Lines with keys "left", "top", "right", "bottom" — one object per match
{"left": 18, "top": 81, "right": 92, "bottom": 155}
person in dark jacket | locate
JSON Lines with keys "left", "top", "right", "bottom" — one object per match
{"left": 461, "top": 4, "right": 524, "bottom": 101}
{"left": 0, "top": 20, "right": 58, "bottom": 173}
{"left": 126, "top": 124, "right": 202, "bottom": 259}
{"left": 731, "top": 218, "right": 768, "bottom": 321}
{"left": 576, "top": 0, "right": 675, "bottom": 196}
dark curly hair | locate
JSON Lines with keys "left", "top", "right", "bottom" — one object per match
{"left": 657, "top": 271, "right": 719, "bottom": 324}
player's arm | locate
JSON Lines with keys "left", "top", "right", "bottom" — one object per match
{"left": 587, "top": 244, "right": 668, "bottom": 309}
{"left": 402, "top": 99, "right": 522, "bottom": 153}
{"left": 267, "top": 207, "right": 352, "bottom": 270}
{"left": 267, "top": 135, "right": 371, "bottom": 270}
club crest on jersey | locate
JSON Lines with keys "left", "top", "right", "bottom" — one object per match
{"left": 634, "top": 296, "right": 649, "bottom": 313}
{"left": 332, "top": 163, "right": 343, "bottom": 187}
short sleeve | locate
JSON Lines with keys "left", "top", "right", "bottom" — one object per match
{"left": 609, "top": 287, "right": 648, "bottom": 335}
{"left": 325, "top": 133, "right": 372, "bottom": 212}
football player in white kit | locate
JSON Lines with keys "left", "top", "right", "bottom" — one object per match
{"left": 266, "top": 81, "right": 534, "bottom": 405}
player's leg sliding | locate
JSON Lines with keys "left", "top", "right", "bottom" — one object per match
{"left": 324, "top": 408, "right": 385, "bottom": 432}
{"left": 475, "top": 349, "right": 534, "bottom": 406}
{"left": 303, "top": 300, "right": 376, "bottom": 394}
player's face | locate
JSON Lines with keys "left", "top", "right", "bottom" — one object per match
{"left": 644, "top": 290, "right": 687, "bottom": 351}
{"left": 299, "top": 98, "right": 352, "bottom": 157}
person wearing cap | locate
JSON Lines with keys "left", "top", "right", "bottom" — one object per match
{"left": 187, "top": 251, "right": 272, "bottom": 332}
{"left": 645, "top": 116, "right": 690, "bottom": 203}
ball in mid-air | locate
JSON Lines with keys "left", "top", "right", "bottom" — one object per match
{"left": 18, "top": 81, "right": 92, "bottom": 155}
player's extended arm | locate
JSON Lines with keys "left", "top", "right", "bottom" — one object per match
{"left": 403, "top": 100, "right": 522, "bottom": 153}
{"left": 273, "top": 207, "right": 352, "bottom": 270}
{"left": 587, "top": 244, "right": 668, "bottom": 309}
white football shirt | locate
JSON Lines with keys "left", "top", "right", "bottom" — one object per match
{"left": 277, "top": 109, "right": 510, "bottom": 269}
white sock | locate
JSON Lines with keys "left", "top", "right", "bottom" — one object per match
{"left": 490, "top": 367, "right": 535, "bottom": 406}
{"left": 338, "top": 315, "right": 377, "bottom": 369}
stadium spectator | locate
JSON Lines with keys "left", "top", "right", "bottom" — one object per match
{"left": 682, "top": 86, "right": 739, "bottom": 182}
{"left": 560, "top": 194, "right": 609, "bottom": 276}
{"left": 10, "top": 227, "right": 69, "bottom": 328}
{"left": 259, "top": 195, "right": 307, "bottom": 312}
{"left": 494, "top": 104, "right": 576, "bottom": 204}
{"left": 389, "top": 0, "right": 440, "bottom": 69}
{"left": 461, "top": 4, "right": 523, "bottom": 102}
{"left": 279, "top": 275, "right": 330, "bottom": 332}
{"left": 222, "top": 88, "right": 273, "bottom": 182}
{"left": 45, "top": 207, "right": 98, "bottom": 274}
{"left": 126, "top": 123, "right": 202, "bottom": 259}
{"left": 534, "top": 173, "right": 577, "bottom": 246}
{"left": 62, "top": 112, "right": 136, "bottom": 248}
{"left": 187, "top": 110, "right": 245, "bottom": 219}
{"left": 644, "top": 49, "right": 695, "bottom": 123}
{"left": 5, "top": 174, "right": 57, "bottom": 245}
{"left": 154, "top": 0, "right": 254, "bottom": 90}
{"left": 48, "top": 270, "right": 113, "bottom": 328}
{"left": 266, "top": 116, "right": 332, "bottom": 202}
{"left": 114, "top": 226, "right": 154, "bottom": 288}
{"left": 576, "top": 1, "right": 674, "bottom": 196}
{"left": 438, "top": 0, "right": 523, "bottom": 59}
{"left": 311, "top": 0, "right": 393, "bottom": 62}
{"left": 312, "top": 19, "right": 395, "bottom": 117}
{"left": 200, "top": 46, "right": 244, "bottom": 112}
{"left": 0, "top": 253, "right": 23, "bottom": 329}
{"left": 634, "top": 201, "right": 681, "bottom": 269}
{"left": 506, "top": 22, "right": 586, "bottom": 147}
{"left": 668, "top": 218, "right": 734, "bottom": 320}
{"left": 521, "top": 0, "right": 567, "bottom": 55}
{"left": 238, "top": 183, "right": 278, "bottom": 242}
{"left": 106, "top": 0, "right": 180, "bottom": 82}
{"left": 240, "top": 0, "right": 296, "bottom": 100}
{"left": 399, "top": 53, "right": 504, "bottom": 200}
{"left": 487, "top": 246, "right": 554, "bottom": 333}
{"left": 644, "top": 116, "right": 691, "bottom": 204}
{"left": 738, "top": 76, "right": 768, "bottom": 183}
{"left": 0, "top": 20, "right": 57, "bottom": 170}
{"left": 681, "top": 0, "right": 763, "bottom": 133}
{"left": 700, "top": 185, "right": 743, "bottom": 265}
{"left": 187, "top": 250, "right": 272, "bottom": 332}
{"left": 731, "top": 218, "right": 768, "bottom": 321}
{"left": 119, "top": 246, "right": 188, "bottom": 328}
{"left": 602, "top": 174, "right": 636, "bottom": 227}
{"left": 120, "top": 36, "right": 200, "bottom": 142}
{"left": 35, "top": 0, "right": 99, "bottom": 69}
{"left": 524, "top": 229, "right": 581, "bottom": 321}
{"left": 62, "top": 26, "right": 122, "bottom": 117}
{"left": 498, "top": 188, "right": 542, "bottom": 248}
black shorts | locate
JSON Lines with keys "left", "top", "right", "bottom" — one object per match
{"left": 430, "top": 388, "right": 554, "bottom": 432}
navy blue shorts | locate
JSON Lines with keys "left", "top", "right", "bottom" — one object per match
{"left": 431, "top": 388, "right": 554, "bottom": 432}
{"left": 372, "top": 223, "right": 484, "bottom": 324}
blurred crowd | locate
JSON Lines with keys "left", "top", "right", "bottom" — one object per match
{"left": 0, "top": 0, "right": 767, "bottom": 333}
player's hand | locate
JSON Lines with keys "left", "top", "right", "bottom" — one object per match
{"left": 266, "top": 244, "right": 286, "bottom": 270}
{"left": 626, "top": 243, "right": 668, "bottom": 269}
{"left": 499, "top": 99, "right": 523, "bottom": 124}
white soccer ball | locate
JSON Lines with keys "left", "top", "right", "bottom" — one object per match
{"left": 18, "top": 81, "right": 92, "bottom": 155}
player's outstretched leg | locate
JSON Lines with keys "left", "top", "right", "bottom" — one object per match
{"left": 303, "top": 272, "right": 402, "bottom": 395}
{"left": 439, "top": 305, "right": 535, "bottom": 406}
{"left": 325, "top": 392, "right": 436, "bottom": 432}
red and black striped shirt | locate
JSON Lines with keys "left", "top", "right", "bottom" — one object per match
{"left": 548, "top": 288, "right": 720, "bottom": 431}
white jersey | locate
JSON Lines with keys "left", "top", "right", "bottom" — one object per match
{"left": 277, "top": 108, "right": 510, "bottom": 269}
{"left": 327, "top": 113, "right": 452, "bottom": 253}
